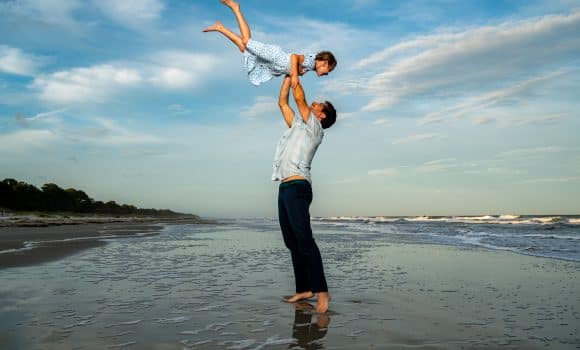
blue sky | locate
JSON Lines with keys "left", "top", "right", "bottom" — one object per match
{"left": 1, "top": 0, "right": 579, "bottom": 217}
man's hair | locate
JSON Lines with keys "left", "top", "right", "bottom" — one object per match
{"left": 315, "top": 51, "right": 337, "bottom": 70}
{"left": 321, "top": 101, "right": 336, "bottom": 129}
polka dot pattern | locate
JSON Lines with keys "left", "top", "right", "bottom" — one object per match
{"left": 242, "top": 39, "right": 316, "bottom": 86}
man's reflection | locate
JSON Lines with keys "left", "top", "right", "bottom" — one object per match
{"left": 289, "top": 301, "right": 330, "bottom": 349}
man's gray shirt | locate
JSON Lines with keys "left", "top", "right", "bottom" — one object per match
{"left": 272, "top": 113, "right": 324, "bottom": 184}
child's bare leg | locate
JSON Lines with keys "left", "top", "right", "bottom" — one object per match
{"left": 202, "top": 21, "right": 245, "bottom": 52}
{"left": 221, "top": 0, "right": 251, "bottom": 45}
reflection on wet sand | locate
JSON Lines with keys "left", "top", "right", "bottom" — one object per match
{"left": 0, "top": 222, "right": 578, "bottom": 349}
{"left": 290, "top": 301, "right": 330, "bottom": 349}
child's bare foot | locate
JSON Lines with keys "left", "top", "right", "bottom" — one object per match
{"left": 283, "top": 291, "right": 314, "bottom": 303}
{"left": 220, "top": 0, "right": 240, "bottom": 11}
{"left": 316, "top": 292, "right": 330, "bottom": 314}
{"left": 202, "top": 21, "right": 223, "bottom": 32}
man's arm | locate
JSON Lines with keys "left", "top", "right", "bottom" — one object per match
{"left": 279, "top": 76, "right": 295, "bottom": 128}
{"left": 292, "top": 81, "right": 310, "bottom": 123}
{"left": 290, "top": 54, "right": 304, "bottom": 89}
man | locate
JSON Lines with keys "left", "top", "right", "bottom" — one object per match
{"left": 274, "top": 76, "right": 337, "bottom": 314}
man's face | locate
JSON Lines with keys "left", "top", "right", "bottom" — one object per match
{"left": 311, "top": 101, "right": 326, "bottom": 121}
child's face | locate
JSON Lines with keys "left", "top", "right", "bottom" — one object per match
{"left": 315, "top": 60, "right": 332, "bottom": 77}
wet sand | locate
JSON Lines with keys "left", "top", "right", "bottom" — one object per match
{"left": 0, "top": 217, "right": 210, "bottom": 268}
{"left": 0, "top": 223, "right": 578, "bottom": 349}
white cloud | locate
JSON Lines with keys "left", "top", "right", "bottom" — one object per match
{"left": 0, "top": 45, "right": 47, "bottom": 76}
{"left": 84, "top": 117, "right": 164, "bottom": 145}
{"left": 372, "top": 118, "right": 391, "bottom": 126}
{"left": 0, "top": 0, "right": 82, "bottom": 28}
{"left": 472, "top": 115, "right": 497, "bottom": 125}
{"left": 167, "top": 104, "right": 191, "bottom": 115}
{"left": 498, "top": 146, "right": 563, "bottom": 157}
{"left": 419, "top": 71, "right": 567, "bottom": 125}
{"left": 95, "top": 0, "right": 164, "bottom": 29}
{"left": 418, "top": 158, "right": 458, "bottom": 172}
{"left": 368, "top": 168, "right": 398, "bottom": 176}
{"left": 465, "top": 167, "right": 524, "bottom": 175}
{"left": 511, "top": 113, "right": 567, "bottom": 126}
{"left": 522, "top": 176, "right": 580, "bottom": 183}
{"left": 148, "top": 51, "right": 218, "bottom": 89}
{"left": 330, "top": 10, "right": 580, "bottom": 112}
{"left": 392, "top": 133, "right": 446, "bottom": 145}
{"left": 32, "top": 64, "right": 142, "bottom": 104}
{"left": 335, "top": 112, "right": 360, "bottom": 121}
{"left": 30, "top": 51, "right": 219, "bottom": 104}
{"left": 0, "top": 129, "right": 58, "bottom": 152}
{"left": 15, "top": 108, "right": 65, "bottom": 128}
{"left": 241, "top": 96, "right": 278, "bottom": 118}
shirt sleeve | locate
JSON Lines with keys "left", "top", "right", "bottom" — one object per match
{"left": 306, "top": 112, "right": 323, "bottom": 137}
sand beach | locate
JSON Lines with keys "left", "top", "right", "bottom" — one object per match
{"left": 0, "top": 219, "right": 578, "bottom": 349}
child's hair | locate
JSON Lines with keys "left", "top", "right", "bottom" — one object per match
{"left": 321, "top": 101, "right": 337, "bottom": 129}
{"left": 315, "top": 51, "right": 337, "bottom": 70}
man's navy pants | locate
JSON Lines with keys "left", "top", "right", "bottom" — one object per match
{"left": 278, "top": 179, "right": 328, "bottom": 293}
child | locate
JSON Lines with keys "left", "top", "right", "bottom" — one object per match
{"left": 203, "top": 0, "right": 337, "bottom": 87}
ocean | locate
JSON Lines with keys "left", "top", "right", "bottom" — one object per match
{"left": 232, "top": 215, "right": 580, "bottom": 262}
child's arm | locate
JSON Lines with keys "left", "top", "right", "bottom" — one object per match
{"left": 290, "top": 54, "right": 305, "bottom": 89}
{"left": 278, "top": 76, "right": 295, "bottom": 128}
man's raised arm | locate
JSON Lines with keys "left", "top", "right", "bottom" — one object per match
{"left": 292, "top": 82, "right": 310, "bottom": 123}
{"left": 278, "top": 76, "right": 295, "bottom": 128}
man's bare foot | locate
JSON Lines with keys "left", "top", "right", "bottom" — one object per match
{"left": 202, "top": 21, "right": 223, "bottom": 32}
{"left": 283, "top": 291, "right": 314, "bottom": 303}
{"left": 316, "top": 292, "right": 330, "bottom": 314}
{"left": 316, "top": 313, "right": 330, "bottom": 328}
{"left": 294, "top": 301, "right": 314, "bottom": 311}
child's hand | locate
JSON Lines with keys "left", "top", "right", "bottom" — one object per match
{"left": 291, "top": 76, "right": 300, "bottom": 89}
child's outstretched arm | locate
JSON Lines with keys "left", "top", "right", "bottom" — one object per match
{"left": 278, "top": 76, "right": 295, "bottom": 128}
{"left": 290, "top": 54, "right": 305, "bottom": 89}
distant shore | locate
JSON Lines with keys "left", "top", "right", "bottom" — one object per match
{"left": 0, "top": 213, "right": 216, "bottom": 269}
{"left": 0, "top": 211, "right": 211, "bottom": 228}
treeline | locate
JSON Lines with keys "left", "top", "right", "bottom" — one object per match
{"left": 0, "top": 178, "right": 197, "bottom": 218}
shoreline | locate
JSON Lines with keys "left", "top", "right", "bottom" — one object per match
{"left": 0, "top": 216, "right": 215, "bottom": 269}
{"left": 0, "top": 212, "right": 212, "bottom": 228}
